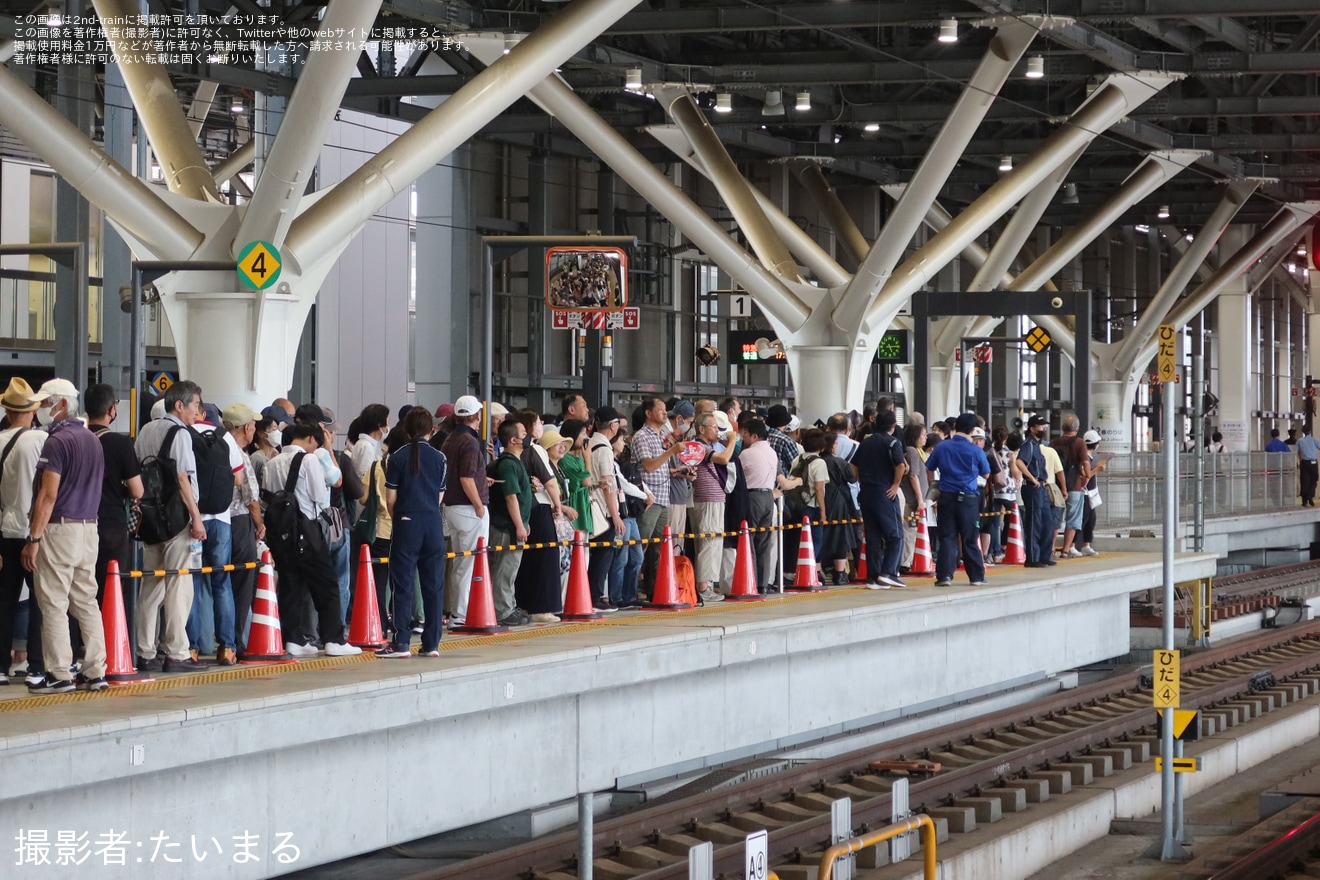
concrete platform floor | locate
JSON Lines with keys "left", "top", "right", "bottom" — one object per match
{"left": 1022, "top": 718, "right": 1320, "bottom": 880}
{"left": 0, "top": 550, "right": 1179, "bottom": 725}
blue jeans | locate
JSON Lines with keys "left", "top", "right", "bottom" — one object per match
{"left": 859, "top": 487, "right": 903, "bottom": 580}
{"left": 389, "top": 514, "right": 446, "bottom": 653}
{"left": 937, "top": 492, "right": 985, "bottom": 582}
{"left": 189, "top": 519, "right": 234, "bottom": 652}
{"left": 609, "top": 517, "right": 643, "bottom": 604}
{"left": 330, "top": 529, "right": 351, "bottom": 622}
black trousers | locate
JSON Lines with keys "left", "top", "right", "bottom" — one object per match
{"left": 1301, "top": 460, "right": 1318, "bottom": 504}
{"left": 588, "top": 525, "right": 616, "bottom": 601}
{"left": 89, "top": 525, "right": 136, "bottom": 659}
{"left": 229, "top": 514, "right": 258, "bottom": 651}
{"left": 270, "top": 517, "right": 346, "bottom": 647}
{"left": 0, "top": 536, "right": 43, "bottom": 675}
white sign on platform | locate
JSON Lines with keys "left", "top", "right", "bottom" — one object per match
{"left": 688, "top": 841, "right": 713, "bottom": 880}
{"left": 731, "top": 294, "right": 752, "bottom": 318}
{"left": 745, "top": 830, "right": 768, "bottom": 880}
{"left": 831, "top": 798, "right": 854, "bottom": 880}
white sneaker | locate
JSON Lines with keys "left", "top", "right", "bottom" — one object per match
{"left": 285, "top": 642, "right": 317, "bottom": 657}
{"left": 1080, "top": 546, "right": 1099, "bottom": 557}
{"left": 325, "top": 642, "right": 363, "bottom": 657}
{"left": 1063, "top": 547, "right": 1084, "bottom": 559}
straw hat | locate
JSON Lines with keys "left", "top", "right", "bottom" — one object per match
{"left": 538, "top": 427, "right": 567, "bottom": 450}
{"left": 0, "top": 378, "right": 38, "bottom": 413}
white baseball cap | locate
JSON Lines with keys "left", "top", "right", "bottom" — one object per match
{"left": 1083, "top": 430, "right": 1101, "bottom": 445}
{"left": 453, "top": 395, "right": 483, "bottom": 417}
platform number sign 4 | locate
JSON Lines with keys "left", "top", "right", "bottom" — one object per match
{"left": 1153, "top": 649, "right": 1180, "bottom": 709}
{"left": 237, "top": 240, "right": 283, "bottom": 290}
{"left": 745, "top": 830, "right": 768, "bottom": 880}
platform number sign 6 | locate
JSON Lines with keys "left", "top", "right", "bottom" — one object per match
{"left": 745, "top": 830, "right": 768, "bottom": 880}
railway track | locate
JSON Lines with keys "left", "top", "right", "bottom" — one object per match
{"left": 1133, "top": 560, "right": 1320, "bottom": 625}
{"left": 404, "top": 623, "right": 1320, "bottom": 880}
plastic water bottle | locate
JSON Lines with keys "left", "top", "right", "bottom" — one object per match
{"left": 188, "top": 539, "right": 203, "bottom": 571}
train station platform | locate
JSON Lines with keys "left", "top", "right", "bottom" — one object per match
{"left": 0, "top": 551, "right": 1215, "bottom": 879}
{"left": 1094, "top": 507, "right": 1320, "bottom": 570}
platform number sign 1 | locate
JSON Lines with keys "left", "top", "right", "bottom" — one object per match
{"left": 744, "top": 830, "right": 768, "bottom": 880}
{"left": 237, "top": 240, "right": 282, "bottom": 290}
{"left": 1153, "top": 649, "right": 1180, "bottom": 709}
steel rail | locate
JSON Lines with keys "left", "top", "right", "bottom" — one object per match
{"left": 411, "top": 625, "right": 1320, "bottom": 880}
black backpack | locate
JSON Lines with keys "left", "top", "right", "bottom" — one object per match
{"left": 262, "top": 452, "right": 306, "bottom": 557}
{"left": 138, "top": 429, "right": 190, "bottom": 544}
{"left": 189, "top": 425, "right": 235, "bottom": 515}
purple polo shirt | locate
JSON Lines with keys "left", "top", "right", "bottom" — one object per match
{"left": 37, "top": 419, "right": 105, "bottom": 520}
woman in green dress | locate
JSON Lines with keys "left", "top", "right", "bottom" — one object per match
{"left": 557, "top": 419, "right": 595, "bottom": 537}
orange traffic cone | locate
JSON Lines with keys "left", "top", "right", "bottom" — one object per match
{"left": 101, "top": 560, "right": 147, "bottom": 682}
{"left": 645, "top": 525, "right": 691, "bottom": 610}
{"left": 561, "top": 530, "right": 603, "bottom": 620}
{"left": 788, "top": 517, "right": 825, "bottom": 592}
{"left": 451, "top": 538, "right": 509, "bottom": 633}
{"left": 909, "top": 512, "right": 936, "bottom": 576}
{"left": 851, "top": 528, "right": 868, "bottom": 584}
{"left": 348, "top": 544, "right": 387, "bottom": 648}
{"left": 240, "top": 551, "right": 293, "bottom": 662}
{"left": 725, "top": 520, "right": 764, "bottom": 601}
{"left": 1002, "top": 503, "right": 1026, "bottom": 565}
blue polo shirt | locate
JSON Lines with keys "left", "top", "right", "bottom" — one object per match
{"left": 925, "top": 435, "right": 989, "bottom": 495}
{"left": 385, "top": 442, "right": 449, "bottom": 517}
{"left": 1265, "top": 438, "right": 1290, "bottom": 453}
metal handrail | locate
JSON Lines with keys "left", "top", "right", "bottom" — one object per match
{"left": 817, "top": 814, "right": 936, "bottom": 880}
{"left": 1091, "top": 451, "right": 1297, "bottom": 528}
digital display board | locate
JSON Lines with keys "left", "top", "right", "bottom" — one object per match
{"left": 726, "top": 329, "right": 910, "bottom": 364}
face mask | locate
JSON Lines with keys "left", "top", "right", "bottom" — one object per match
{"left": 268, "top": 430, "right": 283, "bottom": 447}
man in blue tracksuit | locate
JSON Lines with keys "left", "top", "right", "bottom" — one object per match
{"left": 924, "top": 413, "right": 990, "bottom": 587}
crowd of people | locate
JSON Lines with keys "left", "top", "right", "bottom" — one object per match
{"left": 0, "top": 378, "right": 1113, "bottom": 686}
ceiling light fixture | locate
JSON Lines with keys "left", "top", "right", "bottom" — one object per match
{"left": 864, "top": 122, "right": 880, "bottom": 132}
{"left": 624, "top": 68, "right": 643, "bottom": 91}
{"left": 503, "top": 33, "right": 522, "bottom": 54}
{"left": 230, "top": 98, "right": 245, "bottom": 114}
{"left": 1157, "top": 204, "right": 1170, "bottom": 219}
{"left": 715, "top": 93, "right": 732, "bottom": 113}
{"left": 762, "top": 89, "right": 785, "bottom": 117}
{"left": 45, "top": 6, "right": 62, "bottom": 27}
{"left": 1135, "top": 223, "right": 1150, "bottom": 233}
{"left": 938, "top": 18, "right": 958, "bottom": 43}
{"left": 795, "top": 91, "right": 811, "bottom": 111}
{"left": 1025, "top": 55, "right": 1045, "bottom": 79}
{"left": 1062, "top": 182, "right": 1079, "bottom": 204}
{"left": 998, "top": 155, "right": 1013, "bottom": 172}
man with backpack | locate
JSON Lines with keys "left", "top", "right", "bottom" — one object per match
{"left": 586, "top": 407, "right": 626, "bottom": 611}
{"left": 261, "top": 423, "right": 361, "bottom": 657}
{"left": 133, "top": 380, "right": 209, "bottom": 673}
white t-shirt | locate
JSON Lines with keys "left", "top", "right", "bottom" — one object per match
{"left": 0, "top": 426, "right": 47, "bottom": 539}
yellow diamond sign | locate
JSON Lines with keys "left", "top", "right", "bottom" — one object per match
{"left": 1025, "top": 325, "right": 1051, "bottom": 353}
{"left": 237, "top": 240, "right": 282, "bottom": 290}
{"left": 150, "top": 372, "right": 173, "bottom": 395}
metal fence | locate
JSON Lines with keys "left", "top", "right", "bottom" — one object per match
{"left": 1092, "top": 452, "right": 1297, "bottom": 529}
